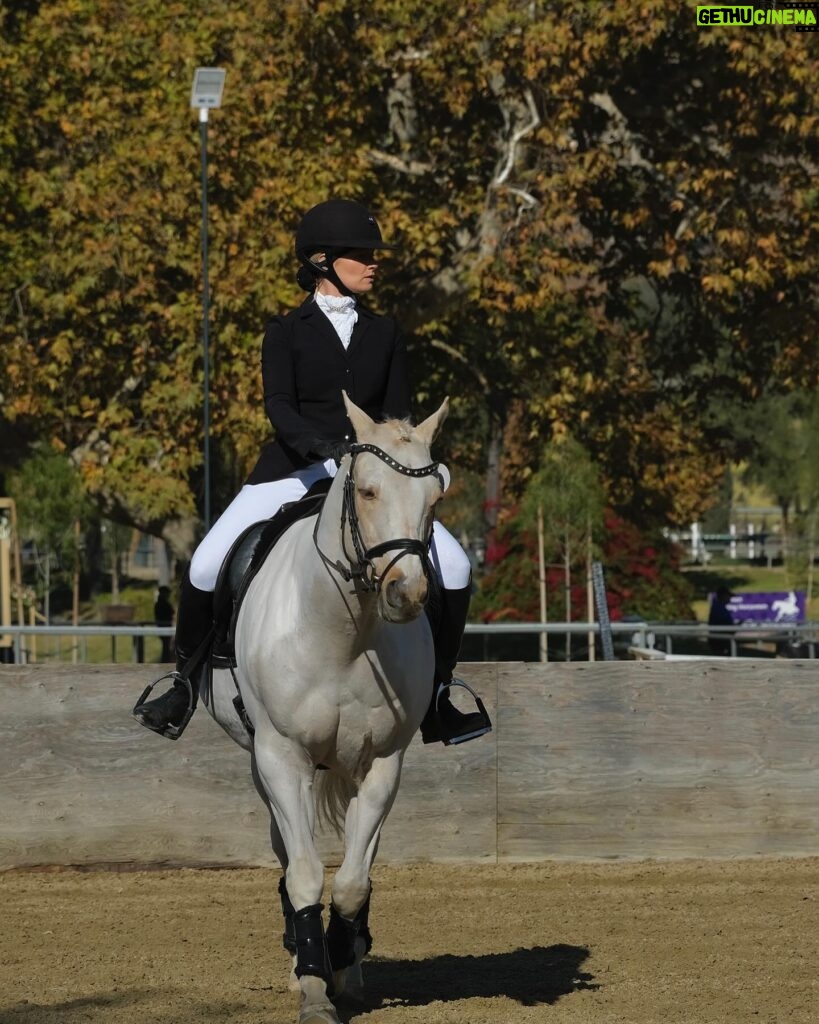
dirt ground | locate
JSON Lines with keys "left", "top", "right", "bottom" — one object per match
{"left": 1, "top": 858, "right": 817, "bottom": 1024}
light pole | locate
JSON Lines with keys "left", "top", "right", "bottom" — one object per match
{"left": 190, "top": 67, "right": 226, "bottom": 533}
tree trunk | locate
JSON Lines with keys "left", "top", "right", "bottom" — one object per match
{"left": 111, "top": 545, "right": 120, "bottom": 602}
{"left": 71, "top": 518, "right": 80, "bottom": 664}
{"left": 43, "top": 554, "right": 51, "bottom": 626}
{"left": 586, "top": 524, "right": 595, "bottom": 662}
{"left": 564, "top": 528, "right": 571, "bottom": 662}
{"left": 161, "top": 512, "right": 201, "bottom": 566}
{"left": 484, "top": 417, "right": 502, "bottom": 535}
{"left": 537, "top": 502, "right": 548, "bottom": 663}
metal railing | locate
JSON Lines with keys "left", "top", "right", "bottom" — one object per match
{"left": 623, "top": 622, "right": 819, "bottom": 659}
{"left": 2, "top": 620, "right": 818, "bottom": 664}
{"left": 465, "top": 621, "right": 819, "bottom": 660}
{"left": 0, "top": 624, "right": 174, "bottom": 666}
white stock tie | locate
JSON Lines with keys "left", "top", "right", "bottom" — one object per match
{"left": 315, "top": 293, "right": 358, "bottom": 349}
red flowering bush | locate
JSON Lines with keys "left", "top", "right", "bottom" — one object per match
{"left": 472, "top": 509, "right": 694, "bottom": 623}
{"left": 599, "top": 512, "right": 694, "bottom": 621}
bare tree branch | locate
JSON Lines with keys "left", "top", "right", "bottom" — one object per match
{"left": 366, "top": 148, "right": 434, "bottom": 177}
{"left": 428, "top": 337, "right": 490, "bottom": 393}
{"left": 368, "top": 56, "right": 542, "bottom": 328}
{"left": 588, "top": 91, "right": 656, "bottom": 174}
{"left": 493, "top": 85, "right": 540, "bottom": 189}
{"left": 387, "top": 70, "right": 419, "bottom": 148}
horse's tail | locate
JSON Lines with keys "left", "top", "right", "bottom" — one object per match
{"left": 315, "top": 769, "right": 356, "bottom": 837}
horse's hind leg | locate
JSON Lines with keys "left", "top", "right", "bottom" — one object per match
{"left": 329, "top": 751, "right": 403, "bottom": 997}
{"left": 326, "top": 887, "right": 372, "bottom": 999}
{"left": 253, "top": 731, "right": 338, "bottom": 1024}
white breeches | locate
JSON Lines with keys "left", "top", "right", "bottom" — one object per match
{"left": 189, "top": 460, "right": 472, "bottom": 593}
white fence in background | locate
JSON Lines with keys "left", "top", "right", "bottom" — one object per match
{"left": 1, "top": 620, "right": 818, "bottom": 664}
{"left": 674, "top": 515, "right": 784, "bottom": 564}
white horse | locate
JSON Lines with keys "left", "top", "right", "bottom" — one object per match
{"left": 202, "top": 393, "right": 450, "bottom": 1024}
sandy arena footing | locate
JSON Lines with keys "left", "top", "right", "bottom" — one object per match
{"left": 2, "top": 857, "right": 817, "bottom": 1024}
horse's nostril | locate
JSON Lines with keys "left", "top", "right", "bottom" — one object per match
{"left": 386, "top": 578, "right": 403, "bottom": 607}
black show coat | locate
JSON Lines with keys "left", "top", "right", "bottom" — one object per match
{"left": 246, "top": 296, "right": 412, "bottom": 484}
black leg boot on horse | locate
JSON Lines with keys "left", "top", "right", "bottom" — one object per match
{"left": 132, "top": 571, "right": 215, "bottom": 740}
{"left": 420, "top": 582, "right": 492, "bottom": 746}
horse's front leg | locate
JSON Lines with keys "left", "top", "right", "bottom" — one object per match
{"left": 253, "top": 727, "right": 338, "bottom": 1024}
{"left": 251, "top": 753, "right": 303, "bottom": 993}
{"left": 329, "top": 751, "right": 403, "bottom": 998}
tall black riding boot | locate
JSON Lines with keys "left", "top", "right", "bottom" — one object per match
{"left": 420, "top": 582, "right": 492, "bottom": 746}
{"left": 132, "top": 571, "right": 214, "bottom": 740}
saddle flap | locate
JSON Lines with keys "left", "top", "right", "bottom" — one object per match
{"left": 212, "top": 521, "right": 269, "bottom": 635}
{"left": 211, "top": 478, "right": 332, "bottom": 663}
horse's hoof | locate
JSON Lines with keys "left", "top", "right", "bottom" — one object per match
{"left": 336, "top": 983, "right": 365, "bottom": 1005}
{"left": 299, "top": 976, "right": 339, "bottom": 1024}
{"left": 334, "top": 961, "right": 364, "bottom": 1002}
{"left": 298, "top": 1007, "right": 340, "bottom": 1024}
{"left": 346, "top": 962, "right": 364, "bottom": 991}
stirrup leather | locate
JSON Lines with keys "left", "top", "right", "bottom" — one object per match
{"left": 436, "top": 678, "right": 493, "bottom": 746}
{"left": 132, "top": 670, "right": 197, "bottom": 741}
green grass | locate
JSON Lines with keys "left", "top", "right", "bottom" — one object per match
{"left": 25, "top": 633, "right": 170, "bottom": 666}
{"left": 21, "top": 582, "right": 172, "bottom": 666}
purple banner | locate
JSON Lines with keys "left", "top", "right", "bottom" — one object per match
{"left": 714, "top": 591, "right": 807, "bottom": 625}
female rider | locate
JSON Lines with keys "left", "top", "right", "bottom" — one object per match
{"left": 134, "top": 199, "right": 490, "bottom": 747}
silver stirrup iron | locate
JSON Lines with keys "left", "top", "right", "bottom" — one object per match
{"left": 437, "top": 677, "right": 493, "bottom": 745}
{"left": 132, "top": 670, "right": 197, "bottom": 741}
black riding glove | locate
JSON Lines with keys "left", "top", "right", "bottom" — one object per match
{"left": 309, "top": 438, "right": 353, "bottom": 463}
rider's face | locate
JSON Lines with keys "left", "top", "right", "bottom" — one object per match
{"left": 316, "top": 249, "right": 378, "bottom": 295}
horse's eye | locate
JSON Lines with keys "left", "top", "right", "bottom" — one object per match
{"left": 357, "top": 487, "right": 377, "bottom": 501}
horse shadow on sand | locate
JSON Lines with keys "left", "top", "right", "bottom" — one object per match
{"left": 337, "top": 943, "right": 597, "bottom": 1019}
{"left": 0, "top": 947, "right": 596, "bottom": 1024}
{"left": 0, "top": 991, "right": 258, "bottom": 1024}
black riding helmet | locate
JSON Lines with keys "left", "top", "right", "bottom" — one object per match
{"left": 295, "top": 199, "right": 397, "bottom": 293}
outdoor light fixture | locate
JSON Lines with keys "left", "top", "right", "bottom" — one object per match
{"left": 190, "top": 67, "right": 226, "bottom": 532}
{"left": 191, "top": 67, "right": 226, "bottom": 117}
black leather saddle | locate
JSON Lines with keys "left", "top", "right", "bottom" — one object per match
{"left": 210, "top": 478, "right": 332, "bottom": 668}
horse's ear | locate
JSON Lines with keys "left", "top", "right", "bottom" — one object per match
{"left": 415, "top": 397, "right": 449, "bottom": 447}
{"left": 342, "top": 390, "right": 376, "bottom": 440}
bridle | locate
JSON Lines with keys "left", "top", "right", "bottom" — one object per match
{"left": 313, "top": 442, "right": 447, "bottom": 592}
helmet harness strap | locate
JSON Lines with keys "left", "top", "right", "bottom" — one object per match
{"left": 306, "top": 247, "right": 355, "bottom": 297}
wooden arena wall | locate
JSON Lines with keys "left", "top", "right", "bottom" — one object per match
{"left": 1, "top": 661, "right": 817, "bottom": 869}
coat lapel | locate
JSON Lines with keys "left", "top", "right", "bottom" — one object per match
{"left": 346, "top": 305, "right": 374, "bottom": 358}
{"left": 298, "top": 297, "right": 348, "bottom": 357}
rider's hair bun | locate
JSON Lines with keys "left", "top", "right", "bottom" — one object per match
{"left": 296, "top": 264, "right": 318, "bottom": 292}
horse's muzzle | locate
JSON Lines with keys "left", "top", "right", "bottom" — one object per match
{"left": 379, "top": 572, "right": 428, "bottom": 623}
